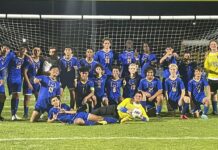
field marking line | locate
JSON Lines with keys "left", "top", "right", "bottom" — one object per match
{"left": 0, "top": 137, "right": 218, "bottom": 141}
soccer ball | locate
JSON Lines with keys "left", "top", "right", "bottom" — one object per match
{"left": 131, "top": 108, "right": 142, "bottom": 118}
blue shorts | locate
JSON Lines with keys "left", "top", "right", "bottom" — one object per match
{"left": 168, "top": 100, "right": 179, "bottom": 110}
{"left": 0, "top": 84, "right": 5, "bottom": 94}
{"left": 34, "top": 100, "right": 52, "bottom": 113}
{"left": 193, "top": 94, "right": 206, "bottom": 104}
{"left": 61, "top": 78, "right": 75, "bottom": 90}
{"left": 73, "top": 112, "right": 89, "bottom": 122}
{"left": 23, "top": 81, "right": 40, "bottom": 95}
{"left": 7, "top": 80, "right": 22, "bottom": 95}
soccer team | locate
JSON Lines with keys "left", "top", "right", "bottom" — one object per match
{"left": 0, "top": 37, "right": 217, "bottom": 126}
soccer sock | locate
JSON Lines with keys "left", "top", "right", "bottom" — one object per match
{"left": 212, "top": 101, "right": 217, "bottom": 113}
{"left": 179, "top": 106, "right": 182, "bottom": 112}
{"left": 156, "top": 105, "right": 162, "bottom": 114}
{"left": 14, "top": 99, "right": 19, "bottom": 115}
{"left": 0, "top": 102, "right": 4, "bottom": 115}
{"left": 84, "top": 120, "right": 96, "bottom": 126}
{"left": 203, "top": 105, "right": 209, "bottom": 115}
{"left": 11, "top": 98, "right": 16, "bottom": 116}
{"left": 182, "top": 103, "right": 189, "bottom": 115}
{"left": 104, "top": 117, "right": 118, "bottom": 124}
{"left": 24, "top": 106, "right": 29, "bottom": 116}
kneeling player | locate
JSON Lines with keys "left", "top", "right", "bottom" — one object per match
{"left": 48, "top": 96, "right": 117, "bottom": 125}
{"left": 188, "top": 67, "right": 210, "bottom": 119}
{"left": 30, "top": 66, "right": 61, "bottom": 122}
{"left": 165, "top": 64, "right": 190, "bottom": 119}
{"left": 92, "top": 91, "right": 149, "bottom": 123}
{"left": 138, "top": 67, "right": 163, "bottom": 117}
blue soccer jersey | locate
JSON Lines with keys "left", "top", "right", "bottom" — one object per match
{"left": 118, "top": 51, "right": 137, "bottom": 77}
{"left": 92, "top": 75, "right": 107, "bottom": 98}
{"left": 35, "top": 75, "right": 61, "bottom": 112}
{"left": 123, "top": 75, "right": 141, "bottom": 98}
{"left": 161, "top": 56, "right": 177, "bottom": 78}
{"left": 75, "top": 80, "right": 94, "bottom": 107}
{"left": 140, "top": 53, "right": 157, "bottom": 78}
{"left": 78, "top": 58, "right": 99, "bottom": 78}
{"left": 94, "top": 50, "right": 114, "bottom": 75}
{"left": 179, "top": 61, "right": 197, "bottom": 90}
{"left": 165, "top": 77, "right": 185, "bottom": 102}
{"left": 106, "top": 78, "right": 123, "bottom": 104}
{"left": 138, "top": 77, "right": 162, "bottom": 96}
{"left": 188, "top": 78, "right": 208, "bottom": 103}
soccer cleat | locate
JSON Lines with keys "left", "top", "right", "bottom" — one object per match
{"left": 97, "top": 120, "right": 107, "bottom": 125}
{"left": 0, "top": 116, "right": 4, "bottom": 121}
{"left": 12, "top": 114, "right": 22, "bottom": 121}
{"left": 180, "top": 115, "right": 189, "bottom": 119}
{"left": 212, "top": 111, "right": 218, "bottom": 115}
{"left": 39, "top": 114, "right": 45, "bottom": 119}
{"left": 15, "top": 114, "right": 22, "bottom": 120}
{"left": 23, "top": 114, "right": 28, "bottom": 120}
{"left": 201, "top": 114, "right": 208, "bottom": 119}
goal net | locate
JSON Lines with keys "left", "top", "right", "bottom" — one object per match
{"left": 1, "top": 15, "right": 218, "bottom": 66}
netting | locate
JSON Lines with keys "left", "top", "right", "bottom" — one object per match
{"left": 1, "top": 17, "right": 218, "bottom": 65}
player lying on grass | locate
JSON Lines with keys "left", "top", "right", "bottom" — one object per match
{"left": 188, "top": 67, "right": 210, "bottom": 119}
{"left": 138, "top": 67, "right": 163, "bottom": 117}
{"left": 30, "top": 66, "right": 61, "bottom": 122}
{"left": 91, "top": 91, "right": 149, "bottom": 123}
{"left": 165, "top": 64, "right": 190, "bottom": 119}
{"left": 48, "top": 96, "right": 117, "bottom": 125}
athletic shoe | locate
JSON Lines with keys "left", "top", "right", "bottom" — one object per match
{"left": 15, "top": 114, "right": 22, "bottom": 120}
{"left": 212, "top": 111, "right": 218, "bottom": 115}
{"left": 180, "top": 115, "right": 188, "bottom": 119}
{"left": 97, "top": 121, "right": 107, "bottom": 125}
{"left": 11, "top": 115, "right": 16, "bottom": 121}
{"left": 201, "top": 114, "right": 208, "bottom": 119}
{"left": 23, "top": 114, "right": 28, "bottom": 119}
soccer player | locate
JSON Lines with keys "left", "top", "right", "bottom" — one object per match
{"left": 78, "top": 48, "right": 99, "bottom": 78}
{"left": 92, "top": 64, "right": 108, "bottom": 108}
{"left": 138, "top": 67, "right": 163, "bottom": 117}
{"left": 0, "top": 43, "right": 15, "bottom": 121}
{"left": 75, "top": 67, "right": 96, "bottom": 112}
{"left": 165, "top": 64, "right": 190, "bottom": 119}
{"left": 7, "top": 47, "right": 28, "bottom": 121}
{"left": 123, "top": 63, "right": 141, "bottom": 99}
{"left": 94, "top": 37, "right": 114, "bottom": 76}
{"left": 118, "top": 40, "right": 139, "bottom": 77}
{"left": 59, "top": 46, "right": 78, "bottom": 109}
{"left": 106, "top": 66, "right": 123, "bottom": 105}
{"left": 92, "top": 91, "right": 149, "bottom": 123}
{"left": 23, "top": 47, "right": 42, "bottom": 118}
{"left": 188, "top": 67, "right": 210, "bottom": 119}
{"left": 30, "top": 66, "right": 61, "bottom": 122}
{"left": 204, "top": 39, "right": 218, "bottom": 115}
{"left": 47, "top": 96, "right": 117, "bottom": 125}
{"left": 140, "top": 42, "right": 157, "bottom": 78}
{"left": 43, "top": 46, "right": 59, "bottom": 75}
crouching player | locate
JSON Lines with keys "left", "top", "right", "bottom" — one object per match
{"left": 165, "top": 64, "right": 190, "bottom": 119}
{"left": 30, "top": 66, "right": 61, "bottom": 122}
{"left": 188, "top": 67, "right": 210, "bottom": 119}
{"left": 138, "top": 67, "right": 163, "bottom": 117}
{"left": 92, "top": 91, "right": 149, "bottom": 123}
{"left": 48, "top": 96, "right": 117, "bottom": 125}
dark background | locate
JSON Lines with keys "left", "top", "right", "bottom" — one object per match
{"left": 0, "top": 0, "right": 218, "bottom": 15}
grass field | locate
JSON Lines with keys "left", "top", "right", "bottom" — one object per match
{"left": 1, "top": 92, "right": 218, "bottom": 150}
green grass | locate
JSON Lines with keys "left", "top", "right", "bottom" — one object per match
{"left": 1, "top": 92, "right": 218, "bottom": 150}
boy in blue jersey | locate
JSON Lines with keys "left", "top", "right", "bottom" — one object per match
{"left": 48, "top": 96, "right": 117, "bottom": 125}
{"left": 165, "top": 64, "right": 190, "bottom": 119}
{"left": 123, "top": 63, "right": 141, "bottom": 99}
{"left": 138, "top": 67, "right": 163, "bottom": 117}
{"left": 94, "top": 37, "right": 114, "bottom": 76}
{"left": 140, "top": 42, "right": 157, "bottom": 78}
{"left": 59, "top": 46, "right": 78, "bottom": 109}
{"left": 0, "top": 43, "right": 14, "bottom": 121}
{"left": 79, "top": 49, "right": 99, "bottom": 78}
{"left": 75, "top": 67, "right": 96, "bottom": 112}
{"left": 106, "top": 66, "right": 123, "bottom": 105}
{"left": 30, "top": 66, "right": 61, "bottom": 122}
{"left": 92, "top": 64, "right": 108, "bottom": 108}
{"left": 23, "top": 47, "right": 42, "bottom": 118}
{"left": 118, "top": 40, "right": 139, "bottom": 78}
{"left": 188, "top": 67, "right": 210, "bottom": 119}
{"left": 7, "top": 47, "right": 28, "bottom": 121}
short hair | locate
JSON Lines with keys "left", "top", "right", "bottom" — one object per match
{"left": 169, "top": 64, "right": 178, "bottom": 69}
{"left": 64, "top": 45, "right": 72, "bottom": 49}
{"left": 145, "top": 66, "right": 156, "bottom": 75}
{"left": 102, "top": 37, "right": 112, "bottom": 44}
{"left": 49, "top": 46, "right": 57, "bottom": 50}
{"left": 50, "top": 65, "right": 59, "bottom": 70}
{"left": 18, "top": 47, "right": 27, "bottom": 52}
{"left": 194, "top": 66, "right": 203, "bottom": 72}
{"left": 129, "top": 63, "right": 138, "bottom": 69}
{"left": 143, "top": 41, "right": 150, "bottom": 45}
{"left": 50, "top": 96, "right": 60, "bottom": 103}
{"left": 1, "top": 42, "right": 10, "bottom": 48}
{"left": 165, "top": 43, "right": 174, "bottom": 49}
{"left": 112, "top": 66, "right": 120, "bottom": 71}
{"left": 135, "top": 91, "right": 143, "bottom": 97}
{"left": 79, "top": 66, "right": 89, "bottom": 73}
{"left": 94, "top": 64, "right": 104, "bottom": 71}
{"left": 86, "top": 48, "right": 93, "bottom": 52}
